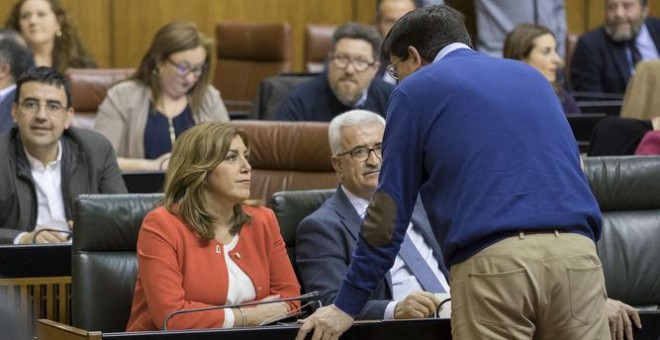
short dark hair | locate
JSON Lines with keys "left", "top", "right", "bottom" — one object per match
{"left": 15, "top": 66, "right": 72, "bottom": 108}
{"left": 0, "top": 37, "right": 32, "bottom": 81}
{"left": 331, "top": 22, "right": 383, "bottom": 60}
{"left": 381, "top": 4, "right": 472, "bottom": 63}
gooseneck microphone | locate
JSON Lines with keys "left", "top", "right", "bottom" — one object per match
{"left": 162, "top": 291, "right": 320, "bottom": 330}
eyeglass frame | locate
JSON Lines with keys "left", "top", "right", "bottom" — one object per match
{"left": 165, "top": 56, "right": 208, "bottom": 77}
{"left": 328, "top": 53, "right": 378, "bottom": 73}
{"left": 336, "top": 144, "right": 383, "bottom": 161}
{"left": 386, "top": 54, "right": 408, "bottom": 80}
{"left": 17, "top": 99, "right": 68, "bottom": 116}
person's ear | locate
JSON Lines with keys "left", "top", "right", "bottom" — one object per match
{"left": 63, "top": 107, "right": 74, "bottom": 129}
{"left": 331, "top": 156, "right": 344, "bottom": 176}
{"left": 407, "top": 46, "right": 425, "bottom": 70}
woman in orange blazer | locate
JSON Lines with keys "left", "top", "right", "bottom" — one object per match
{"left": 126, "top": 122, "right": 300, "bottom": 331}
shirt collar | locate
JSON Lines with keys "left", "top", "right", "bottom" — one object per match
{"left": 0, "top": 84, "right": 16, "bottom": 102}
{"left": 432, "top": 42, "right": 472, "bottom": 63}
{"left": 340, "top": 185, "right": 371, "bottom": 218}
{"left": 24, "top": 140, "right": 63, "bottom": 170}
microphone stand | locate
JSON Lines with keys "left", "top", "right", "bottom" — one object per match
{"left": 162, "top": 291, "right": 320, "bottom": 331}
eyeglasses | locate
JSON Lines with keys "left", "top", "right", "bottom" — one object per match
{"left": 337, "top": 144, "right": 383, "bottom": 161}
{"left": 330, "top": 54, "right": 376, "bottom": 72}
{"left": 18, "top": 100, "right": 66, "bottom": 115}
{"left": 166, "top": 57, "right": 207, "bottom": 77}
{"left": 386, "top": 55, "right": 407, "bottom": 80}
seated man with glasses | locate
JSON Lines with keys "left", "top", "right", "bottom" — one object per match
{"left": 0, "top": 66, "right": 126, "bottom": 244}
{"left": 275, "top": 23, "right": 394, "bottom": 121}
{"left": 296, "top": 110, "right": 451, "bottom": 320}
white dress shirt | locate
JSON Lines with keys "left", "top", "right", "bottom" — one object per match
{"left": 341, "top": 186, "right": 450, "bottom": 319}
{"left": 14, "top": 141, "right": 68, "bottom": 244}
{"left": 221, "top": 234, "right": 256, "bottom": 328}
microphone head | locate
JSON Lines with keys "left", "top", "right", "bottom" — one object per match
{"left": 299, "top": 291, "right": 320, "bottom": 301}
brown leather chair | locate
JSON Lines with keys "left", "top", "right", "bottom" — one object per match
{"left": 231, "top": 120, "right": 338, "bottom": 203}
{"left": 214, "top": 22, "right": 292, "bottom": 113}
{"left": 66, "top": 68, "right": 134, "bottom": 129}
{"left": 304, "top": 24, "right": 336, "bottom": 73}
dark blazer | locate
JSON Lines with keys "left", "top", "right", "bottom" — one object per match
{"left": 0, "top": 128, "right": 127, "bottom": 243}
{"left": 275, "top": 71, "right": 393, "bottom": 121}
{"left": 571, "top": 18, "right": 660, "bottom": 94}
{"left": 295, "top": 186, "right": 447, "bottom": 320}
{"left": 0, "top": 89, "right": 15, "bottom": 134}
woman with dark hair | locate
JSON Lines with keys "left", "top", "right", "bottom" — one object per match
{"left": 94, "top": 21, "right": 229, "bottom": 171}
{"left": 127, "top": 122, "right": 300, "bottom": 331}
{"left": 503, "top": 23, "right": 579, "bottom": 114}
{"left": 5, "top": 0, "right": 95, "bottom": 73}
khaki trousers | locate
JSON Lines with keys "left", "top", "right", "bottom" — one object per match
{"left": 450, "top": 232, "right": 610, "bottom": 340}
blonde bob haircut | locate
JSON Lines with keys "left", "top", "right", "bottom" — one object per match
{"left": 163, "top": 122, "right": 251, "bottom": 240}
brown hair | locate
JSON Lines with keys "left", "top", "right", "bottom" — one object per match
{"left": 163, "top": 122, "right": 251, "bottom": 241}
{"left": 131, "top": 21, "right": 213, "bottom": 118}
{"left": 503, "top": 23, "right": 555, "bottom": 61}
{"left": 5, "top": 0, "right": 96, "bottom": 73}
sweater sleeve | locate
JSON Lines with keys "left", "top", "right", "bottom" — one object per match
{"left": 334, "top": 89, "right": 424, "bottom": 316}
{"left": 137, "top": 209, "right": 228, "bottom": 330}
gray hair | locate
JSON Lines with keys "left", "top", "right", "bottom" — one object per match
{"left": 328, "top": 110, "right": 386, "bottom": 155}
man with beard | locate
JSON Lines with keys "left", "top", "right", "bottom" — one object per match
{"left": 571, "top": 0, "right": 660, "bottom": 94}
{"left": 275, "top": 23, "right": 393, "bottom": 121}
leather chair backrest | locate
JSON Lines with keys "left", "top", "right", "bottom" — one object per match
{"left": 270, "top": 189, "right": 335, "bottom": 281}
{"left": 304, "top": 24, "right": 336, "bottom": 73}
{"left": 72, "top": 193, "right": 162, "bottom": 332}
{"left": 66, "top": 68, "right": 134, "bottom": 129}
{"left": 231, "top": 121, "right": 338, "bottom": 203}
{"left": 583, "top": 156, "right": 660, "bottom": 306}
{"left": 250, "top": 73, "right": 316, "bottom": 120}
{"left": 214, "top": 22, "right": 292, "bottom": 112}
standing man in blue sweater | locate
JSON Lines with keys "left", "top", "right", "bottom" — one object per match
{"left": 297, "top": 5, "right": 611, "bottom": 340}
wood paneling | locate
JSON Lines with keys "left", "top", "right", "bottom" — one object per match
{"left": 3, "top": 0, "right": 660, "bottom": 70}
{"left": 59, "top": 0, "right": 111, "bottom": 67}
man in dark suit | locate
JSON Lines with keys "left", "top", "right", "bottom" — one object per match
{"left": 296, "top": 109, "right": 450, "bottom": 320}
{"left": 0, "top": 30, "right": 32, "bottom": 133}
{"left": 275, "top": 23, "right": 393, "bottom": 121}
{"left": 571, "top": 0, "right": 660, "bottom": 94}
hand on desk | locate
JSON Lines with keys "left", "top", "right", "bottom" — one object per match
{"left": 19, "top": 227, "right": 70, "bottom": 244}
{"left": 296, "top": 304, "right": 353, "bottom": 340}
{"left": 607, "top": 298, "right": 642, "bottom": 340}
{"left": 394, "top": 291, "right": 440, "bottom": 319}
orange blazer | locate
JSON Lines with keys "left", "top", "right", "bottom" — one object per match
{"left": 126, "top": 205, "right": 300, "bottom": 331}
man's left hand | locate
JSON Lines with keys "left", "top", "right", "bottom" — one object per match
{"left": 606, "top": 298, "right": 642, "bottom": 340}
{"left": 296, "top": 304, "right": 353, "bottom": 340}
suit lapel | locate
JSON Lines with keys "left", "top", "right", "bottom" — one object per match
{"left": 334, "top": 187, "right": 362, "bottom": 241}
{"left": 610, "top": 41, "right": 632, "bottom": 85}
{"left": 334, "top": 187, "right": 394, "bottom": 295}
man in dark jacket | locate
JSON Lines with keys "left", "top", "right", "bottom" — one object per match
{"left": 571, "top": 0, "right": 660, "bottom": 94}
{"left": 276, "top": 23, "right": 393, "bottom": 121}
{"left": 0, "top": 66, "right": 126, "bottom": 244}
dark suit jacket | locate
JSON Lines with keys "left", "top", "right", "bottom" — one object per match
{"left": 0, "top": 128, "right": 127, "bottom": 243}
{"left": 295, "top": 186, "right": 447, "bottom": 320}
{"left": 571, "top": 18, "right": 660, "bottom": 94}
{"left": 0, "top": 89, "right": 15, "bottom": 134}
{"left": 274, "top": 71, "right": 393, "bottom": 121}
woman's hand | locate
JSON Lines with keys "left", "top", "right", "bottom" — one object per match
{"left": 241, "top": 295, "right": 289, "bottom": 326}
